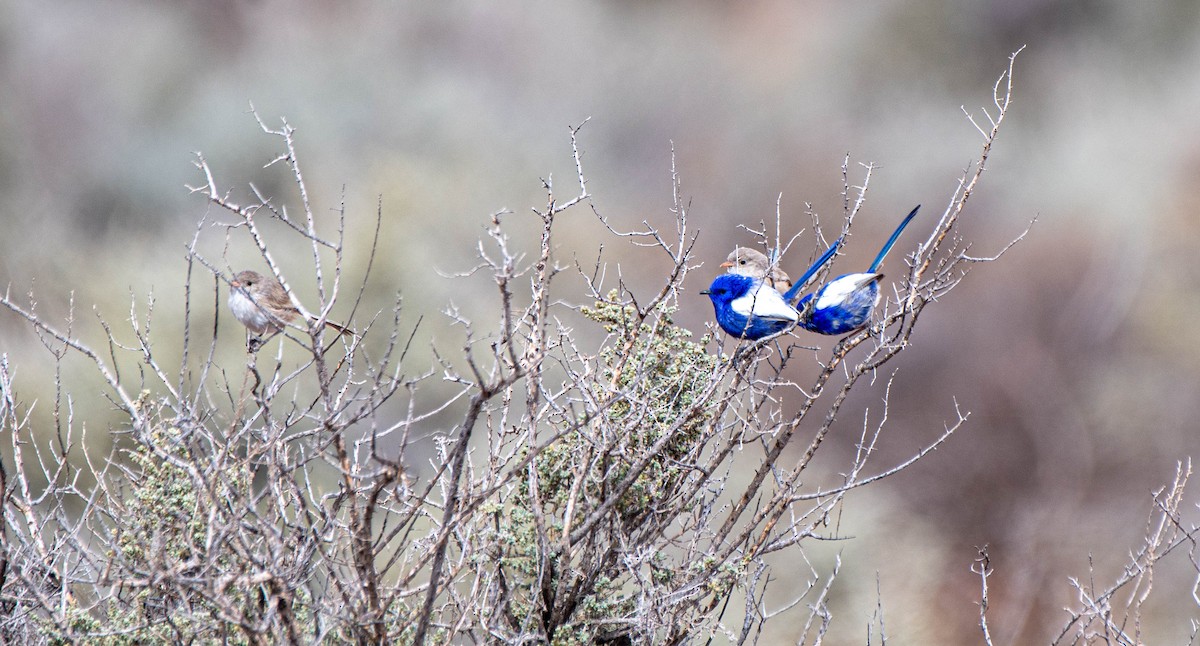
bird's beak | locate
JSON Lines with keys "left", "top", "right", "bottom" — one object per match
{"left": 699, "top": 288, "right": 710, "bottom": 295}
{"left": 230, "top": 279, "right": 241, "bottom": 288}
{"left": 719, "top": 261, "right": 735, "bottom": 269}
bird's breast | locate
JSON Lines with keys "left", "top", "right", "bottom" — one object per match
{"left": 228, "top": 290, "right": 274, "bottom": 334}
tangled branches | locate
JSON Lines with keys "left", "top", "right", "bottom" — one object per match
{"left": 0, "top": 50, "right": 1077, "bottom": 645}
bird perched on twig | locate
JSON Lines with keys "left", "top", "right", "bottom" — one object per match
{"left": 228, "top": 270, "right": 352, "bottom": 349}
{"left": 795, "top": 205, "right": 921, "bottom": 335}
{"left": 721, "top": 247, "right": 793, "bottom": 292}
{"left": 703, "top": 240, "right": 842, "bottom": 340}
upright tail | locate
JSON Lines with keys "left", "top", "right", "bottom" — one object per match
{"left": 783, "top": 237, "right": 843, "bottom": 303}
{"left": 867, "top": 205, "right": 921, "bottom": 273}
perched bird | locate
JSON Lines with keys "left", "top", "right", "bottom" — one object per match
{"left": 704, "top": 240, "right": 842, "bottom": 340}
{"left": 702, "top": 274, "right": 799, "bottom": 340}
{"left": 795, "top": 205, "right": 921, "bottom": 335}
{"left": 228, "top": 270, "right": 352, "bottom": 346}
{"left": 722, "top": 247, "right": 792, "bottom": 292}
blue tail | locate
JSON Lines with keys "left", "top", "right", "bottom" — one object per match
{"left": 783, "top": 237, "right": 843, "bottom": 303}
{"left": 867, "top": 205, "right": 921, "bottom": 273}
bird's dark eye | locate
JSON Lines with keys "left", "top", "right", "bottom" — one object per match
{"left": 739, "top": 259, "right": 747, "bottom": 265}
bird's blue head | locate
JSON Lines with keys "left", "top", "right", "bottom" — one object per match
{"left": 701, "top": 273, "right": 755, "bottom": 309}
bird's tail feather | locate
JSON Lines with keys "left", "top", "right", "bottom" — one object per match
{"left": 867, "top": 205, "right": 921, "bottom": 273}
{"left": 783, "top": 237, "right": 843, "bottom": 304}
{"left": 323, "top": 320, "right": 354, "bottom": 337}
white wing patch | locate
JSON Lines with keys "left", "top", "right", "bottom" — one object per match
{"left": 730, "top": 284, "right": 799, "bottom": 322}
{"left": 815, "top": 273, "right": 880, "bottom": 310}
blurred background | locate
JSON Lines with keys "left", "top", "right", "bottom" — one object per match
{"left": 2, "top": 0, "right": 1200, "bottom": 642}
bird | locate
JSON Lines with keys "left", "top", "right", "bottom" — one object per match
{"left": 794, "top": 205, "right": 921, "bottom": 335}
{"left": 721, "top": 247, "right": 793, "bottom": 292}
{"left": 702, "top": 274, "right": 798, "bottom": 340}
{"left": 228, "top": 270, "right": 352, "bottom": 346}
{"left": 704, "top": 240, "right": 842, "bottom": 340}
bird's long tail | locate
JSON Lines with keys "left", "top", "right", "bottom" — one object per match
{"left": 783, "top": 237, "right": 843, "bottom": 304}
{"left": 867, "top": 205, "right": 921, "bottom": 273}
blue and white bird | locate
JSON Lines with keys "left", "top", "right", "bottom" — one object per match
{"left": 704, "top": 240, "right": 842, "bottom": 340}
{"left": 795, "top": 205, "right": 921, "bottom": 335}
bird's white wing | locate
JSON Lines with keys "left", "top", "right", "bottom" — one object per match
{"left": 815, "top": 273, "right": 880, "bottom": 309}
{"left": 731, "top": 284, "right": 799, "bottom": 322}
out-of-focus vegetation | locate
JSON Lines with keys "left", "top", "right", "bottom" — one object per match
{"left": 1, "top": 1, "right": 1199, "bottom": 642}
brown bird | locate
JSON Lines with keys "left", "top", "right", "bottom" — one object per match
{"left": 721, "top": 247, "right": 793, "bottom": 293}
{"left": 228, "top": 270, "right": 352, "bottom": 341}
